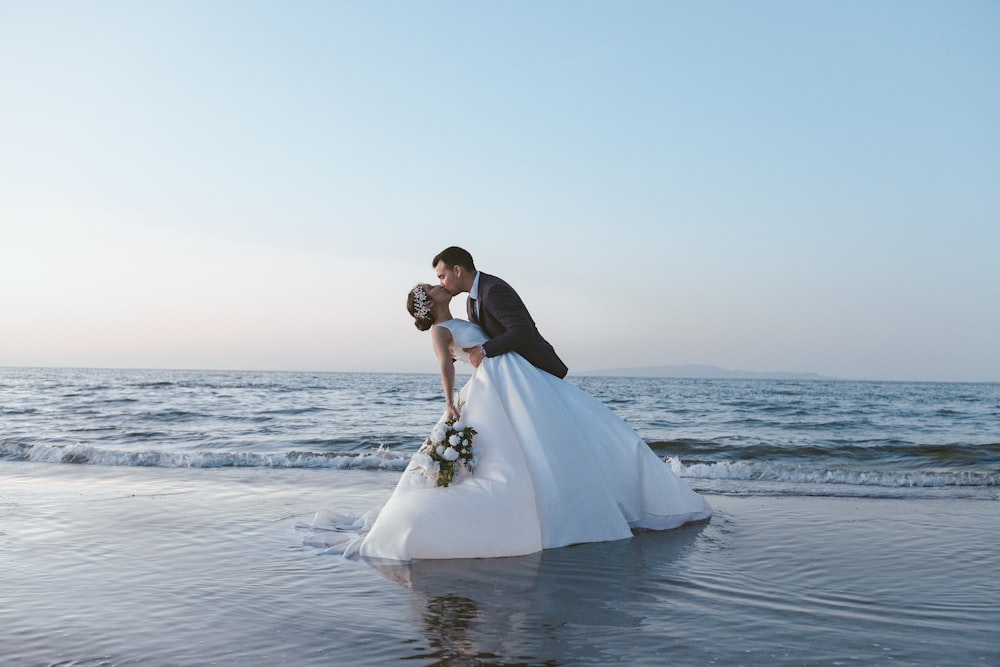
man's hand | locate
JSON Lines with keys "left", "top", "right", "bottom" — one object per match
{"left": 463, "top": 345, "right": 485, "bottom": 368}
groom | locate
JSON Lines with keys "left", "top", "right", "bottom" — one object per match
{"left": 433, "top": 246, "right": 569, "bottom": 379}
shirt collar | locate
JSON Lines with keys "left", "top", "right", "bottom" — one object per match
{"left": 470, "top": 271, "right": 481, "bottom": 300}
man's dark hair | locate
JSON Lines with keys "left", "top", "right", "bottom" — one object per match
{"left": 432, "top": 246, "right": 476, "bottom": 272}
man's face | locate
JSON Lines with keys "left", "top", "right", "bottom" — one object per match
{"left": 435, "top": 261, "right": 464, "bottom": 296}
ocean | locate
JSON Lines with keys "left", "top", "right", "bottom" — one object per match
{"left": 2, "top": 367, "right": 998, "bottom": 665}
{"left": 3, "top": 367, "right": 997, "bottom": 499}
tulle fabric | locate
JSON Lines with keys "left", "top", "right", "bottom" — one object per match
{"left": 314, "top": 319, "right": 711, "bottom": 561}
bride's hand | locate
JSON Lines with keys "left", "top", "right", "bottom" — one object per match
{"left": 463, "top": 345, "right": 484, "bottom": 368}
{"left": 446, "top": 404, "right": 461, "bottom": 421}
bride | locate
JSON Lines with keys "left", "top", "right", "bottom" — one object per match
{"left": 327, "top": 284, "right": 711, "bottom": 561}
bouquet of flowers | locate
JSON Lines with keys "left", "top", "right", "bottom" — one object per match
{"left": 412, "top": 417, "right": 478, "bottom": 487}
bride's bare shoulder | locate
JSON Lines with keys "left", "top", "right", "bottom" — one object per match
{"left": 431, "top": 323, "right": 454, "bottom": 342}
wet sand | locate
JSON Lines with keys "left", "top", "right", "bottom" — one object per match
{"left": 2, "top": 462, "right": 997, "bottom": 666}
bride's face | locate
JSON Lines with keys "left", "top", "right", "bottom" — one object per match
{"left": 423, "top": 284, "right": 452, "bottom": 304}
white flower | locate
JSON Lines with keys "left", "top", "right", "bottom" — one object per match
{"left": 419, "top": 415, "right": 478, "bottom": 487}
{"left": 412, "top": 452, "right": 433, "bottom": 470}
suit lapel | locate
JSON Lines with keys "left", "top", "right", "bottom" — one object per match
{"left": 467, "top": 294, "right": 476, "bottom": 323}
{"left": 468, "top": 275, "right": 485, "bottom": 324}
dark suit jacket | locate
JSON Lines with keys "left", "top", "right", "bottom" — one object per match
{"left": 468, "top": 272, "right": 568, "bottom": 379}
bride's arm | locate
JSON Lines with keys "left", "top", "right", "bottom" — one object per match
{"left": 431, "top": 325, "right": 460, "bottom": 420}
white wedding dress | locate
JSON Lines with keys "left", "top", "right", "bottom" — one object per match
{"left": 314, "top": 319, "right": 711, "bottom": 561}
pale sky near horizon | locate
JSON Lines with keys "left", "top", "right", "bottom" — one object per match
{"left": 2, "top": 1, "right": 998, "bottom": 382}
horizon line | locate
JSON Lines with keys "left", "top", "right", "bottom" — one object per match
{"left": 2, "top": 364, "right": 997, "bottom": 385}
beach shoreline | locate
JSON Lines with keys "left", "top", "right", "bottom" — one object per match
{"left": 2, "top": 462, "right": 996, "bottom": 666}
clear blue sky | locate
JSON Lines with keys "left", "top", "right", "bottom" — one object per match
{"left": 2, "top": 1, "right": 997, "bottom": 381}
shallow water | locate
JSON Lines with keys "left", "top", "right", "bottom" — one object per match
{"left": 3, "top": 368, "right": 998, "bottom": 664}
{"left": 2, "top": 463, "right": 997, "bottom": 666}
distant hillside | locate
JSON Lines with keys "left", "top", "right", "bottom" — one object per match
{"left": 576, "top": 364, "right": 834, "bottom": 381}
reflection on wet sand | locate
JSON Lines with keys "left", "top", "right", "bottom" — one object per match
{"left": 367, "top": 522, "right": 707, "bottom": 665}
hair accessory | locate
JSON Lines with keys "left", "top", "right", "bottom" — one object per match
{"left": 411, "top": 286, "right": 432, "bottom": 320}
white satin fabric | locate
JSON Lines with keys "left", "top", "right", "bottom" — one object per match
{"left": 356, "top": 319, "right": 711, "bottom": 561}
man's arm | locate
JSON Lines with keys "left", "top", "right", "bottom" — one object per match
{"left": 480, "top": 281, "right": 537, "bottom": 357}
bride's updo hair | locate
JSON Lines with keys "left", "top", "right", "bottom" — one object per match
{"left": 407, "top": 285, "right": 434, "bottom": 331}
